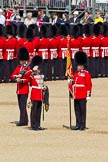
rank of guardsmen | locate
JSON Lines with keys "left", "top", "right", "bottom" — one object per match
{"left": 0, "top": 22, "right": 108, "bottom": 83}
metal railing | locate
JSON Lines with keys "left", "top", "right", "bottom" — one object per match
{"left": 1, "top": 0, "right": 69, "bottom": 9}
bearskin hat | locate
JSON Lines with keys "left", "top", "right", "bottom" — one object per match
{"left": 40, "top": 25, "right": 48, "bottom": 38}
{"left": 74, "top": 51, "right": 88, "bottom": 66}
{"left": 83, "top": 23, "right": 92, "bottom": 36}
{"left": 77, "top": 23, "right": 83, "bottom": 36}
{"left": 65, "top": 23, "right": 71, "bottom": 35}
{"left": 93, "top": 23, "right": 102, "bottom": 36}
{"left": 25, "top": 27, "right": 34, "bottom": 41}
{"left": 28, "top": 24, "right": 39, "bottom": 37}
{"left": 59, "top": 24, "right": 68, "bottom": 37}
{"left": 6, "top": 24, "right": 15, "bottom": 35}
{"left": 18, "top": 47, "right": 29, "bottom": 61}
{"left": 17, "top": 23, "right": 27, "bottom": 38}
{"left": 54, "top": 23, "right": 61, "bottom": 36}
{"left": 102, "top": 23, "right": 108, "bottom": 37}
{"left": 31, "top": 56, "right": 43, "bottom": 69}
{"left": 70, "top": 24, "right": 81, "bottom": 38}
{"left": 49, "top": 25, "right": 57, "bottom": 37}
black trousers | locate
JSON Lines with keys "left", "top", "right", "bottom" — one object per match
{"left": 58, "top": 58, "right": 64, "bottom": 80}
{"left": 0, "top": 60, "right": 3, "bottom": 82}
{"left": 105, "top": 57, "right": 108, "bottom": 76}
{"left": 4, "top": 59, "right": 17, "bottom": 82}
{"left": 74, "top": 99, "right": 86, "bottom": 128}
{"left": 49, "top": 59, "right": 58, "bottom": 80}
{"left": 90, "top": 57, "right": 99, "bottom": 78}
{"left": 43, "top": 60, "right": 49, "bottom": 80}
{"left": 102, "top": 57, "right": 108, "bottom": 76}
{"left": 30, "top": 100, "right": 42, "bottom": 129}
{"left": 17, "top": 94, "right": 28, "bottom": 124}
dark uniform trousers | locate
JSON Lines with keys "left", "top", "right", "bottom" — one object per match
{"left": 31, "top": 100, "right": 42, "bottom": 129}
{"left": 90, "top": 57, "right": 99, "bottom": 78}
{"left": 58, "top": 58, "right": 64, "bottom": 80}
{"left": 44, "top": 60, "right": 49, "bottom": 80}
{"left": 49, "top": 59, "right": 58, "bottom": 80}
{"left": 74, "top": 99, "right": 86, "bottom": 128}
{"left": 101, "top": 57, "right": 108, "bottom": 77}
{"left": 53, "top": 58, "right": 59, "bottom": 79}
{"left": 0, "top": 60, "right": 3, "bottom": 82}
{"left": 17, "top": 94, "right": 28, "bottom": 124}
{"left": 105, "top": 57, "right": 108, "bottom": 76}
{"left": 4, "top": 59, "right": 17, "bottom": 82}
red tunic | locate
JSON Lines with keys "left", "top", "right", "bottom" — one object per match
{"left": 0, "top": 36, "right": 6, "bottom": 60}
{"left": 3, "top": 37, "right": 17, "bottom": 60}
{"left": 11, "top": 65, "right": 30, "bottom": 94}
{"left": 70, "top": 38, "right": 82, "bottom": 59}
{"left": 91, "top": 36, "right": 101, "bottom": 58}
{"left": 38, "top": 38, "right": 49, "bottom": 60}
{"left": 16, "top": 38, "right": 26, "bottom": 58}
{"left": 81, "top": 36, "right": 92, "bottom": 57}
{"left": 32, "top": 37, "right": 40, "bottom": 56}
{"left": 58, "top": 37, "right": 68, "bottom": 58}
{"left": 23, "top": 41, "right": 35, "bottom": 60}
{"left": 100, "top": 36, "right": 108, "bottom": 57}
{"left": 25, "top": 70, "right": 44, "bottom": 101}
{"left": 48, "top": 37, "right": 59, "bottom": 59}
{"left": 73, "top": 70, "right": 92, "bottom": 99}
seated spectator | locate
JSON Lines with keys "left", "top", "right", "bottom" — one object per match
{"left": 36, "top": 9, "right": 43, "bottom": 29}
{"left": 12, "top": 15, "right": 22, "bottom": 27}
{"left": 94, "top": 11, "right": 104, "bottom": 24}
{"left": 5, "top": 6, "right": 13, "bottom": 26}
{"left": 52, "top": 12, "right": 61, "bottom": 25}
{"left": 0, "top": 9, "right": 5, "bottom": 26}
{"left": 82, "top": 11, "right": 93, "bottom": 24}
{"left": 42, "top": 10, "right": 49, "bottom": 23}
{"left": 10, "top": 7, "right": 20, "bottom": 24}
{"left": 61, "top": 13, "right": 69, "bottom": 24}
{"left": 69, "top": 11, "right": 80, "bottom": 24}
{"left": 24, "top": 12, "right": 35, "bottom": 27}
{"left": 104, "top": 12, "right": 108, "bottom": 23}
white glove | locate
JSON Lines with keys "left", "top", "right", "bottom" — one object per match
{"left": 86, "top": 96, "right": 91, "bottom": 101}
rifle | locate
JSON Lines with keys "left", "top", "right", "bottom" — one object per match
{"left": 19, "top": 62, "right": 31, "bottom": 76}
{"left": 16, "top": 62, "right": 31, "bottom": 79}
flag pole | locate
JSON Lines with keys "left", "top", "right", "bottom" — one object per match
{"left": 69, "top": 92, "right": 72, "bottom": 129}
{"left": 63, "top": 35, "right": 73, "bottom": 130}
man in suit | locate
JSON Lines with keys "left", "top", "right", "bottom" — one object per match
{"left": 52, "top": 12, "right": 61, "bottom": 25}
{"left": 42, "top": 11, "right": 49, "bottom": 23}
{"left": 69, "top": 11, "right": 80, "bottom": 24}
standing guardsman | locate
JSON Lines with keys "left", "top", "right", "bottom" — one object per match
{"left": 100, "top": 23, "right": 108, "bottom": 77}
{"left": 26, "top": 56, "right": 46, "bottom": 131}
{"left": 11, "top": 47, "right": 30, "bottom": 126}
{"left": 72, "top": 51, "right": 92, "bottom": 131}
{"left": 81, "top": 24, "right": 92, "bottom": 72}
{"left": 49, "top": 25, "right": 59, "bottom": 80}
{"left": 91, "top": 23, "right": 102, "bottom": 78}
{"left": 58, "top": 24, "right": 68, "bottom": 80}
{"left": 38, "top": 25, "right": 49, "bottom": 81}
{"left": 28, "top": 24, "right": 40, "bottom": 56}
{"left": 16, "top": 23, "right": 27, "bottom": 55}
{"left": 23, "top": 27, "right": 34, "bottom": 61}
{"left": 70, "top": 24, "right": 82, "bottom": 72}
{"left": 0, "top": 25, "right": 6, "bottom": 83}
{"left": 3, "top": 24, "right": 17, "bottom": 83}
